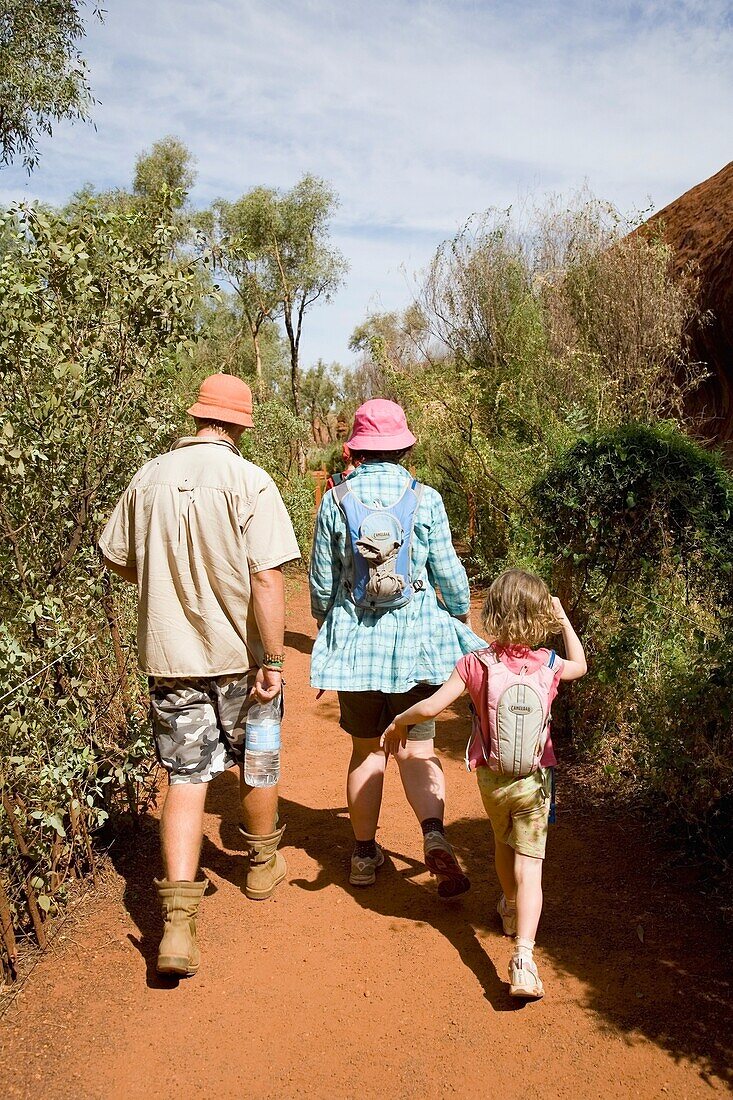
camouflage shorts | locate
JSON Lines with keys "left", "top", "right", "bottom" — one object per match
{"left": 149, "top": 673, "right": 255, "bottom": 785}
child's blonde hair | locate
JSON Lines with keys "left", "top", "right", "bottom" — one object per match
{"left": 482, "top": 569, "right": 563, "bottom": 648}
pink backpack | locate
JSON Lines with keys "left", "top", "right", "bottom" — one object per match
{"left": 465, "top": 647, "right": 559, "bottom": 777}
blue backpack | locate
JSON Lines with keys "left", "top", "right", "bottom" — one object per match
{"left": 332, "top": 478, "right": 425, "bottom": 611}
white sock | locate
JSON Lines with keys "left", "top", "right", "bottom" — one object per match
{"left": 516, "top": 937, "right": 534, "bottom": 960}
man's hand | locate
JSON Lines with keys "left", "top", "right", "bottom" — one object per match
{"left": 251, "top": 667, "right": 282, "bottom": 703}
{"left": 380, "top": 720, "right": 407, "bottom": 759}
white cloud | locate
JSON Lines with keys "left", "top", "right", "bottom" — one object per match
{"left": 1, "top": 0, "right": 731, "bottom": 364}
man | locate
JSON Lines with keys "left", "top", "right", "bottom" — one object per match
{"left": 309, "top": 399, "right": 485, "bottom": 894}
{"left": 100, "top": 373, "right": 300, "bottom": 977}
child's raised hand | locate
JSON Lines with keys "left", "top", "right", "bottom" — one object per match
{"left": 551, "top": 596, "right": 568, "bottom": 622}
{"left": 380, "top": 720, "right": 407, "bottom": 759}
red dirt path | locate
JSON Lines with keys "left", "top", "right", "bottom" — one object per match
{"left": 1, "top": 579, "right": 731, "bottom": 1099}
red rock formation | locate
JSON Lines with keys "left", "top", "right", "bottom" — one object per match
{"left": 642, "top": 161, "right": 733, "bottom": 442}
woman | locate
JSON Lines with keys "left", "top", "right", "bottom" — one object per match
{"left": 309, "top": 399, "right": 485, "bottom": 895}
{"left": 325, "top": 443, "right": 359, "bottom": 491}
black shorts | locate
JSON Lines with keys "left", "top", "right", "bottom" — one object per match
{"left": 338, "top": 684, "right": 440, "bottom": 741}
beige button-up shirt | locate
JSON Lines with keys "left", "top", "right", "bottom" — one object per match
{"left": 99, "top": 437, "right": 301, "bottom": 677}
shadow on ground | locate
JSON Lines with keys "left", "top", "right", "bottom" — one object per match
{"left": 436, "top": 702, "right": 733, "bottom": 1086}
{"left": 207, "top": 771, "right": 513, "bottom": 1013}
{"left": 110, "top": 755, "right": 732, "bottom": 1084}
{"left": 284, "top": 630, "right": 314, "bottom": 655}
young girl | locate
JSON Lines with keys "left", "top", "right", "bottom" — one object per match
{"left": 381, "top": 569, "right": 587, "bottom": 1000}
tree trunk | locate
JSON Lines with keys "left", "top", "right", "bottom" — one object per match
{"left": 2, "top": 791, "right": 47, "bottom": 949}
{"left": 0, "top": 875, "right": 18, "bottom": 982}
{"left": 289, "top": 345, "right": 301, "bottom": 417}
{"left": 289, "top": 344, "right": 306, "bottom": 474}
{"left": 253, "top": 330, "right": 263, "bottom": 386}
{"left": 102, "top": 580, "right": 131, "bottom": 718}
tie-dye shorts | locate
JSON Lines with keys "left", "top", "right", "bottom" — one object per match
{"left": 476, "top": 768, "right": 550, "bottom": 859}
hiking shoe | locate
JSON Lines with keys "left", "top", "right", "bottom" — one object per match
{"left": 154, "top": 878, "right": 207, "bottom": 977}
{"left": 349, "top": 845, "right": 385, "bottom": 886}
{"left": 239, "top": 825, "right": 287, "bottom": 901}
{"left": 497, "top": 895, "right": 517, "bottom": 936}
{"left": 423, "top": 831, "right": 470, "bottom": 898}
{"left": 509, "top": 954, "right": 544, "bottom": 1000}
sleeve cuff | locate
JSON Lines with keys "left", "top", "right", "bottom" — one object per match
{"left": 455, "top": 655, "right": 470, "bottom": 683}
{"left": 249, "top": 551, "right": 301, "bottom": 574}
{"left": 99, "top": 541, "right": 135, "bottom": 569}
{"left": 443, "top": 597, "right": 470, "bottom": 616}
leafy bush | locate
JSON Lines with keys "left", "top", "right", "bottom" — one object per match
{"left": 0, "top": 194, "right": 198, "bottom": 965}
{"left": 239, "top": 398, "right": 314, "bottom": 556}
{"left": 530, "top": 423, "right": 733, "bottom": 866}
{"left": 532, "top": 421, "right": 733, "bottom": 603}
{"left": 367, "top": 195, "right": 705, "bottom": 577}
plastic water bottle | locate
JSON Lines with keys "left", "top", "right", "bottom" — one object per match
{"left": 244, "top": 693, "right": 282, "bottom": 787}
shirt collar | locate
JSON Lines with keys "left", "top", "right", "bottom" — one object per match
{"left": 171, "top": 435, "right": 242, "bottom": 457}
{"left": 354, "top": 461, "right": 410, "bottom": 477}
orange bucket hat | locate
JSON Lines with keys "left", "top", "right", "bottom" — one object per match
{"left": 187, "top": 373, "right": 254, "bottom": 428}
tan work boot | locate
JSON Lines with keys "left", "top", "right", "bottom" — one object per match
{"left": 154, "top": 878, "right": 207, "bottom": 977}
{"left": 239, "top": 824, "right": 287, "bottom": 900}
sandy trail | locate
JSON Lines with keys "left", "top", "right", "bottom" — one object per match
{"left": 1, "top": 578, "right": 731, "bottom": 1099}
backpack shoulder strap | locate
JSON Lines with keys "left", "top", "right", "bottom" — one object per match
{"left": 332, "top": 480, "right": 352, "bottom": 507}
{"left": 473, "top": 646, "right": 500, "bottom": 669}
{"left": 546, "top": 649, "right": 558, "bottom": 669}
{"left": 399, "top": 478, "right": 427, "bottom": 593}
{"left": 410, "top": 478, "right": 425, "bottom": 504}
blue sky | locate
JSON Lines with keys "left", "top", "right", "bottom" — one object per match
{"left": 2, "top": 0, "right": 732, "bottom": 367}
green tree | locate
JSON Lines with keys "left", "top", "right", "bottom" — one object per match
{"left": 300, "top": 359, "right": 339, "bottom": 439}
{"left": 133, "top": 135, "right": 196, "bottom": 208}
{"left": 181, "top": 296, "right": 288, "bottom": 397}
{"left": 196, "top": 189, "right": 281, "bottom": 386}
{"left": 268, "top": 175, "right": 346, "bottom": 425}
{"left": 68, "top": 137, "right": 197, "bottom": 258}
{"left": 200, "top": 176, "right": 346, "bottom": 424}
{"left": 0, "top": 0, "right": 100, "bottom": 171}
{"left": 349, "top": 306, "right": 428, "bottom": 400}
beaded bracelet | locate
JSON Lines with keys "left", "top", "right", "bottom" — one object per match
{"left": 263, "top": 652, "right": 285, "bottom": 671}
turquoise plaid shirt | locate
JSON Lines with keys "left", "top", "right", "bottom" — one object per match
{"left": 309, "top": 461, "right": 486, "bottom": 692}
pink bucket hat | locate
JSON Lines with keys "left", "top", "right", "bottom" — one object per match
{"left": 346, "top": 399, "right": 417, "bottom": 451}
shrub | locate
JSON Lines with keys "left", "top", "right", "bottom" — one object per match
{"left": 530, "top": 423, "right": 733, "bottom": 867}
{"left": 531, "top": 421, "right": 733, "bottom": 605}
{"left": 395, "top": 195, "right": 705, "bottom": 575}
{"left": 0, "top": 195, "right": 198, "bottom": 969}
{"left": 239, "top": 398, "right": 314, "bottom": 556}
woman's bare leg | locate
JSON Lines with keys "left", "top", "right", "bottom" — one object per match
{"left": 347, "top": 736, "right": 386, "bottom": 840}
{"left": 394, "top": 738, "right": 445, "bottom": 822}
